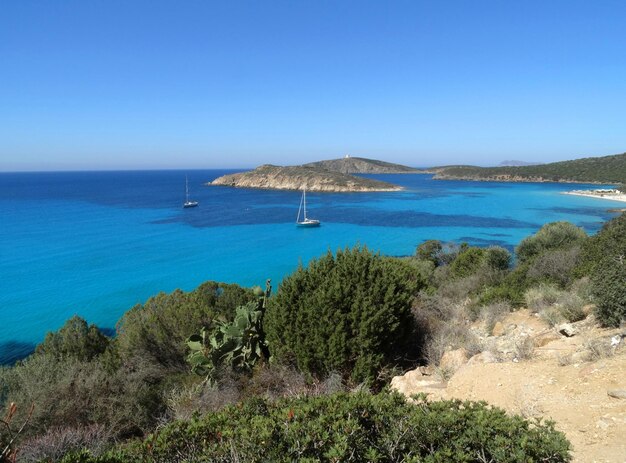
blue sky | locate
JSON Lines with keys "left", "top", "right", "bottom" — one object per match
{"left": 1, "top": 0, "right": 625, "bottom": 171}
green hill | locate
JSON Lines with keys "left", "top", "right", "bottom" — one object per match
{"left": 304, "top": 156, "right": 421, "bottom": 174}
{"left": 432, "top": 152, "right": 626, "bottom": 185}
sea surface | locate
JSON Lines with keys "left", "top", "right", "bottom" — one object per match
{"left": 0, "top": 170, "right": 620, "bottom": 364}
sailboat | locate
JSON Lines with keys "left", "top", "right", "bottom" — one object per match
{"left": 183, "top": 176, "right": 199, "bottom": 208}
{"left": 296, "top": 187, "right": 320, "bottom": 227}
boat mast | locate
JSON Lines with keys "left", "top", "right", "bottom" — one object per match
{"left": 296, "top": 188, "right": 304, "bottom": 222}
{"left": 185, "top": 176, "right": 189, "bottom": 202}
{"left": 303, "top": 187, "right": 307, "bottom": 220}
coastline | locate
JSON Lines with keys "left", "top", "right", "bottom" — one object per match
{"left": 563, "top": 189, "right": 626, "bottom": 203}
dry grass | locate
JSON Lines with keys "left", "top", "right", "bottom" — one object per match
{"left": 18, "top": 425, "right": 109, "bottom": 463}
{"left": 513, "top": 337, "right": 535, "bottom": 361}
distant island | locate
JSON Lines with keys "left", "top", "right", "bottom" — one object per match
{"left": 431, "top": 152, "right": 626, "bottom": 186}
{"left": 498, "top": 160, "right": 542, "bottom": 167}
{"left": 210, "top": 161, "right": 405, "bottom": 192}
{"left": 304, "top": 156, "right": 422, "bottom": 174}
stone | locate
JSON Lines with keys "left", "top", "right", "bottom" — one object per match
{"left": 557, "top": 323, "right": 578, "bottom": 337}
{"left": 534, "top": 331, "right": 562, "bottom": 347}
{"left": 491, "top": 321, "right": 506, "bottom": 337}
{"left": 467, "top": 351, "right": 498, "bottom": 365}
{"left": 440, "top": 348, "right": 469, "bottom": 373}
{"left": 607, "top": 389, "right": 626, "bottom": 400}
{"left": 390, "top": 368, "right": 446, "bottom": 396}
{"left": 571, "top": 351, "right": 592, "bottom": 363}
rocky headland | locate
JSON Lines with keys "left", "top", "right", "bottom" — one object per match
{"left": 210, "top": 164, "right": 403, "bottom": 192}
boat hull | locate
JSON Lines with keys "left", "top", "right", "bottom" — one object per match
{"left": 183, "top": 202, "right": 199, "bottom": 208}
{"left": 296, "top": 220, "right": 320, "bottom": 227}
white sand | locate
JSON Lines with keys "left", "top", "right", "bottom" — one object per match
{"left": 563, "top": 189, "right": 626, "bottom": 203}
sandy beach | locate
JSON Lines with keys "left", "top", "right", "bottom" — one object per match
{"left": 563, "top": 189, "right": 626, "bottom": 203}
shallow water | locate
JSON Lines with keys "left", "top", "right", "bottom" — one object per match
{"left": 0, "top": 170, "right": 619, "bottom": 363}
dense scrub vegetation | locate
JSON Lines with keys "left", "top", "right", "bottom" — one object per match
{"left": 3, "top": 212, "right": 625, "bottom": 460}
{"left": 60, "top": 392, "right": 571, "bottom": 463}
{"left": 266, "top": 246, "right": 424, "bottom": 383}
{"left": 434, "top": 152, "right": 626, "bottom": 184}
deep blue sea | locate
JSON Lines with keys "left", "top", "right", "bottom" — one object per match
{"left": 0, "top": 170, "right": 620, "bottom": 364}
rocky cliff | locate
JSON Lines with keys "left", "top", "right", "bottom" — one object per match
{"left": 210, "top": 164, "right": 402, "bottom": 192}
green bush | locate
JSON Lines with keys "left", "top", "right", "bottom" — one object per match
{"left": 60, "top": 391, "right": 571, "bottom": 463}
{"left": 449, "top": 247, "right": 486, "bottom": 279}
{"left": 591, "top": 258, "right": 626, "bottom": 327}
{"left": 516, "top": 222, "right": 587, "bottom": 264}
{"left": 35, "top": 316, "right": 110, "bottom": 361}
{"left": 116, "top": 281, "right": 256, "bottom": 370}
{"left": 415, "top": 239, "right": 443, "bottom": 265}
{"left": 265, "top": 246, "right": 423, "bottom": 383}
{"left": 485, "top": 246, "right": 512, "bottom": 271}
{"left": 577, "top": 213, "right": 626, "bottom": 276}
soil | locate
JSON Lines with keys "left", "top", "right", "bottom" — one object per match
{"left": 392, "top": 310, "right": 626, "bottom": 463}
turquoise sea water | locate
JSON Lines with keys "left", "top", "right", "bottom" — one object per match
{"left": 0, "top": 170, "right": 620, "bottom": 363}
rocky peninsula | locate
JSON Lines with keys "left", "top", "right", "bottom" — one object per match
{"left": 210, "top": 164, "right": 403, "bottom": 192}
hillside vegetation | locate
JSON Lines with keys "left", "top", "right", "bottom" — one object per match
{"left": 303, "top": 156, "right": 421, "bottom": 174}
{"left": 433, "top": 152, "right": 626, "bottom": 185}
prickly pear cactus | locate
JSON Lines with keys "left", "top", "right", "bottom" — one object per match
{"left": 186, "top": 281, "right": 271, "bottom": 381}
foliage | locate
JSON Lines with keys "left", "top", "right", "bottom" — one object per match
{"left": 449, "top": 247, "right": 487, "bottom": 279}
{"left": 485, "top": 245, "right": 512, "bottom": 271}
{"left": 591, "top": 258, "right": 626, "bottom": 327}
{"left": 186, "top": 287, "right": 270, "bottom": 383}
{"left": 435, "top": 151, "right": 626, "bottom": 184}
{"left": 577, "top": 212, "right": 626, "bottom": 276}
{"left": 18, "top": 425, "right": 108, "bottom": 463}
{"left": 515, "top": 222, "right": 587, "bottom": 264}
{"left": 524, "top": 284, "right": 563, "bottom": 312}
{"left": 115, "top": 281, "right": 256, "bottom": 371}
{"left": 415, "top": 239, "right": 443, "bottom": 265}
{"left": 1, "top": 402, "right": 34, "bottom": 462}
{"left": 60, "top": 391, "right": 572, "bottom": 463}
{"left": 35, "top": 316, "right": 110, "bottom": 361}
{"left": 527, "top": 247, "right": 581, "bottom": 287}
{"left": 265, "top": 246, "right": 423, "bottom": 383}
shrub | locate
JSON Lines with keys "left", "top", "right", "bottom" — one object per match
{"left": 35, "top": 316, "right": 110, "bottom": 361}
{"left": 449, "top": 247, "right": 486, "bottom": 279}
{"left": 480, "top": 301, "right": 512, "bottom": 332}
{"left": 527, "top": 247, "right": 581, "bottom": 287}
{"left": 577, "top": 212, "right": 626, "bottom": 276}
{"left": 18, "top": 425, "right": 109, "bottom": 463}
{"left": 485, "top": 246, "right": 512, "bottom": 271}
{"left": 591, "top": 258, "right": 626, "bottom": 327}
{"left": 116, "top": 281, "right": 256, "bottom": 371}
{"left": 415, "top": 239, "right": 443, "bottom": 265}
{"left": 524, "top": 284, "right": 563, "bottom": 312}
{"left": 556, "top": 292, "right": 586, "bottom": 323}
{"left": 265, "top": 246, "right": 424, "bottom": 383}
{"left": 62, "top": 391, "right": 572, "bottom": 463}
{"left": 516, "top": 222, "right": 587, "bottom": 264}
{"left": 514, "top": 337, "right": 535, "bottom": 360}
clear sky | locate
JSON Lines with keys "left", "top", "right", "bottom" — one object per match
{"left": 1, "top": 0, "right": 625, "bottom": 171}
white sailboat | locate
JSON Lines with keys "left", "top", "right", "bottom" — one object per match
{"left": 183, "top": 176, "right": 199, "bottom": 208}
{"left": 296, "top": 187, "right": 320, "bottom": 227}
